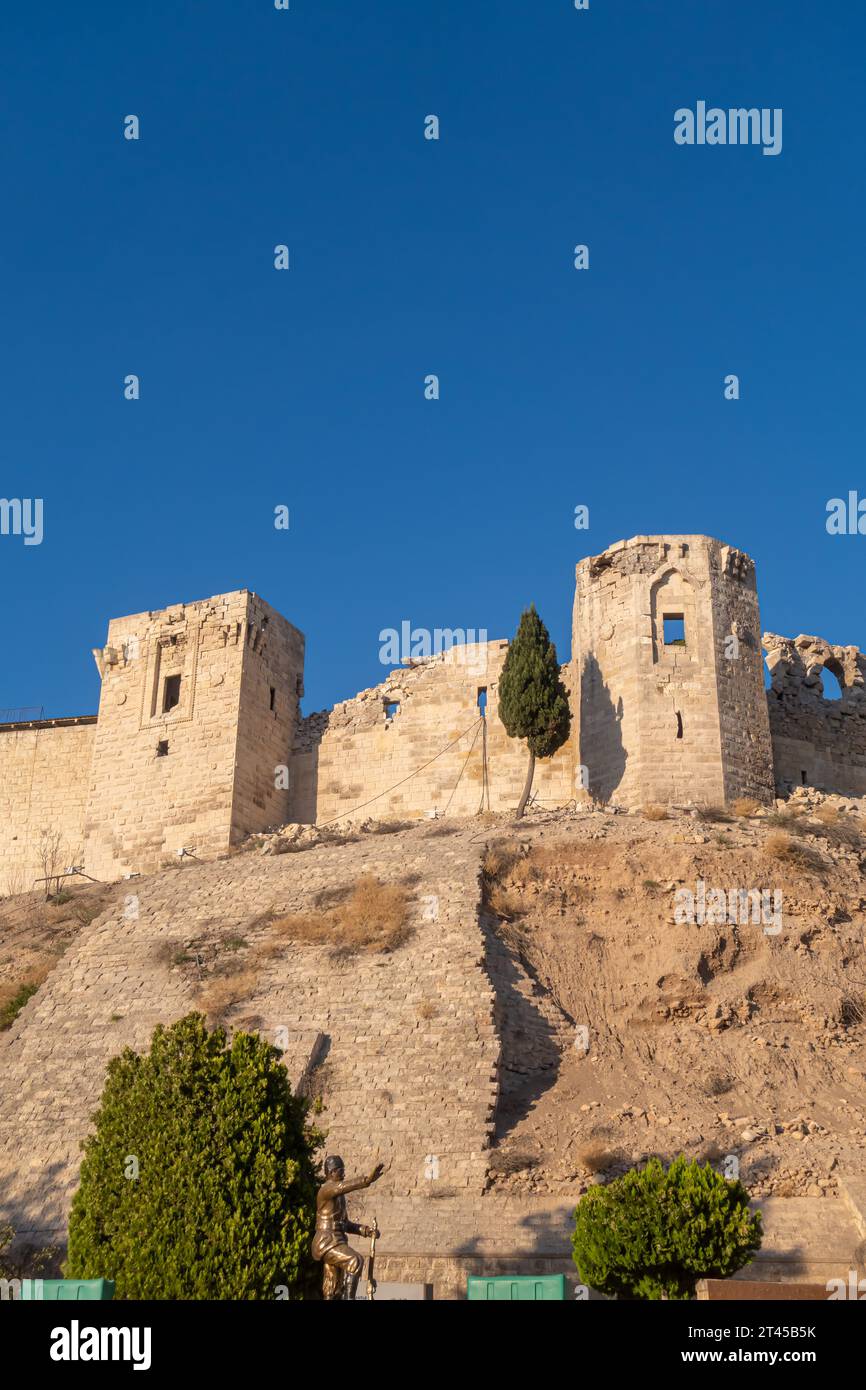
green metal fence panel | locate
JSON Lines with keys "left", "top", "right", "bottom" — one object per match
{"left": 21, "top": 1278, "right": 115, "bottom": 1301}
{"left": 466, "top": 1274, "right": 567, "bottom": 1301}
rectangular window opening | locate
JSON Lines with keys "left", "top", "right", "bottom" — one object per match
{"left": 162, "top": 674, "right": 181, "bottom": 713}
{"left": 477, "top": 687, "right": 488, "bottom": 717}
{"left": 663, "top": 615, "right": 686, "bottom": 647}
{"left": 801, "top": 770, "right": 808, "bottom": 785}
{"left": 384, "top": 700, "right": 400, "bottom": 721}
{"left": 269, "top": 686, "right": 276, "bottom": 712}
{"left": 156, "top": 739, "right": 169, "bottom": 758}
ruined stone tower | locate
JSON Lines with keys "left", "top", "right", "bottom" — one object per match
{"left": 572, "top": 535, "right": 775, "bottom": 808}
{"left": 83, "top": 591, "right": 304, "bottom": 881}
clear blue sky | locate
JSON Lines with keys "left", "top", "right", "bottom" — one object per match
{"left": 1, "top": 0, "right": 864, "bottom": 719}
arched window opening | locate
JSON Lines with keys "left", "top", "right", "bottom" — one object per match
{"left": 821, "top": 666, "right": 843, "bottom": 701}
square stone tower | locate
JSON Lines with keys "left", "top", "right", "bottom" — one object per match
{"left": 83, "top": 590, "right": 304, "bottom": 881}
{"left": 572, "top": 535, "right": 774, "bottom": 808}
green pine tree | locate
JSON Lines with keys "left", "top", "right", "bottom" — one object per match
{"left": 65, "top": 1013, "right": 320, "bottom": 1299}
{"left": 497, "top": 604, "right": 571, "bottom": 818}
{"left": 572, "top": 1155, "right": 762, "bottom": 1300}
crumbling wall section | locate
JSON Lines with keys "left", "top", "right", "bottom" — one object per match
{"left": 290, "top": 642, "right": 575, "bottom": 825}
{"left": 764, "top": 633, "right": 866, "bottom": 795}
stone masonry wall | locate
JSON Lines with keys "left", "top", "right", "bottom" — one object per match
{"left": 573, "top": 536, "right": 774, "bottom": 808}
{"left": 0, "top": 826, "right": 499, "bottom": 1250}
{"left": 353, "top": 1192, "right": 863, "bottom": 1298}
{"left": 289, "top": 642, "right": 576, "bottom": 825}
{"left": 0, "top": 720, "right": 96, "bottom": 895}
{"left": 764, "top": 633, "right": 866, "bottom": 795}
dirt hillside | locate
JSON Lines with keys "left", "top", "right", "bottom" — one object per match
{"left": 480, "top": 789, "right": 866, "bottom": 1202}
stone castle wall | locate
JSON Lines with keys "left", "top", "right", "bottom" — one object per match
{"left": 0, "top": 719, "right": 96, "bottom": 895}
{"left": 2, "top": 540, "right": 865, "bottom": 891}
{"left": 289, "top": 642, "right": 576, "bottom": 825}
{"left": 764, "top": 633, "right": 866, "bottom": 796}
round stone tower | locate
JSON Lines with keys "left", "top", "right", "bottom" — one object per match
{"left": 572, "top": 535, "right": 774, "bottom": 808}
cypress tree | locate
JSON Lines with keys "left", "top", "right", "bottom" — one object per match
{"left": 497, "top": 604, "right": 571, "bottom": 818}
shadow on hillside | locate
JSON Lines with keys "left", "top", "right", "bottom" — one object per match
{"left": 481, "top": 915, "right": 563, "bottom": 1143}
{"left": 0, "top": 1158, "right": 71, "bottom": 1276}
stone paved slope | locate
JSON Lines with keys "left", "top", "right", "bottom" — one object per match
{"left": 0, "top": 825, "right": 499, "bottom": 1249}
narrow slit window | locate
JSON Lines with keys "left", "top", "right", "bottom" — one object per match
{"left": 477, "top": 687, "right": 488, "bottom": 717}
{"left": 162, "top": 674, "right": 181, "bottom": 713}
{"left": 676, "top": 711, "right": 683, "bottom": 739}
{"left": 269, "top": 686, "right": 276, "bottom": 711}
{"left": 801, "top": 770, "right": 808, "bottom": 785}
{"left": 664, "top": 615, "right": 686, "bottom": 647}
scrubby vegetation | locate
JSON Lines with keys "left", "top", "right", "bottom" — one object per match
{"left": 266, "top": 874, "right": 411, "bottom": 957}
{"left": 0, "top": 1220, "right": 57, "bottom": 1285}
{"left": 765, "top": 831, "right": 826, "bottom": 872}
{"left": 0, "top": 979, "right": 44, "bottom": 1031}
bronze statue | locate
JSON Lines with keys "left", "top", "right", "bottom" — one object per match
{"left": 312, "top": 1155, "right": 384, "bottom": 1300}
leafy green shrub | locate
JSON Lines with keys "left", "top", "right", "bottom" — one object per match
{"left": 66, "top": 1013, "right": 320, "bottom": 1299}
{"left": 572, "top": 1155, "right": 762, "bottom": 1299}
